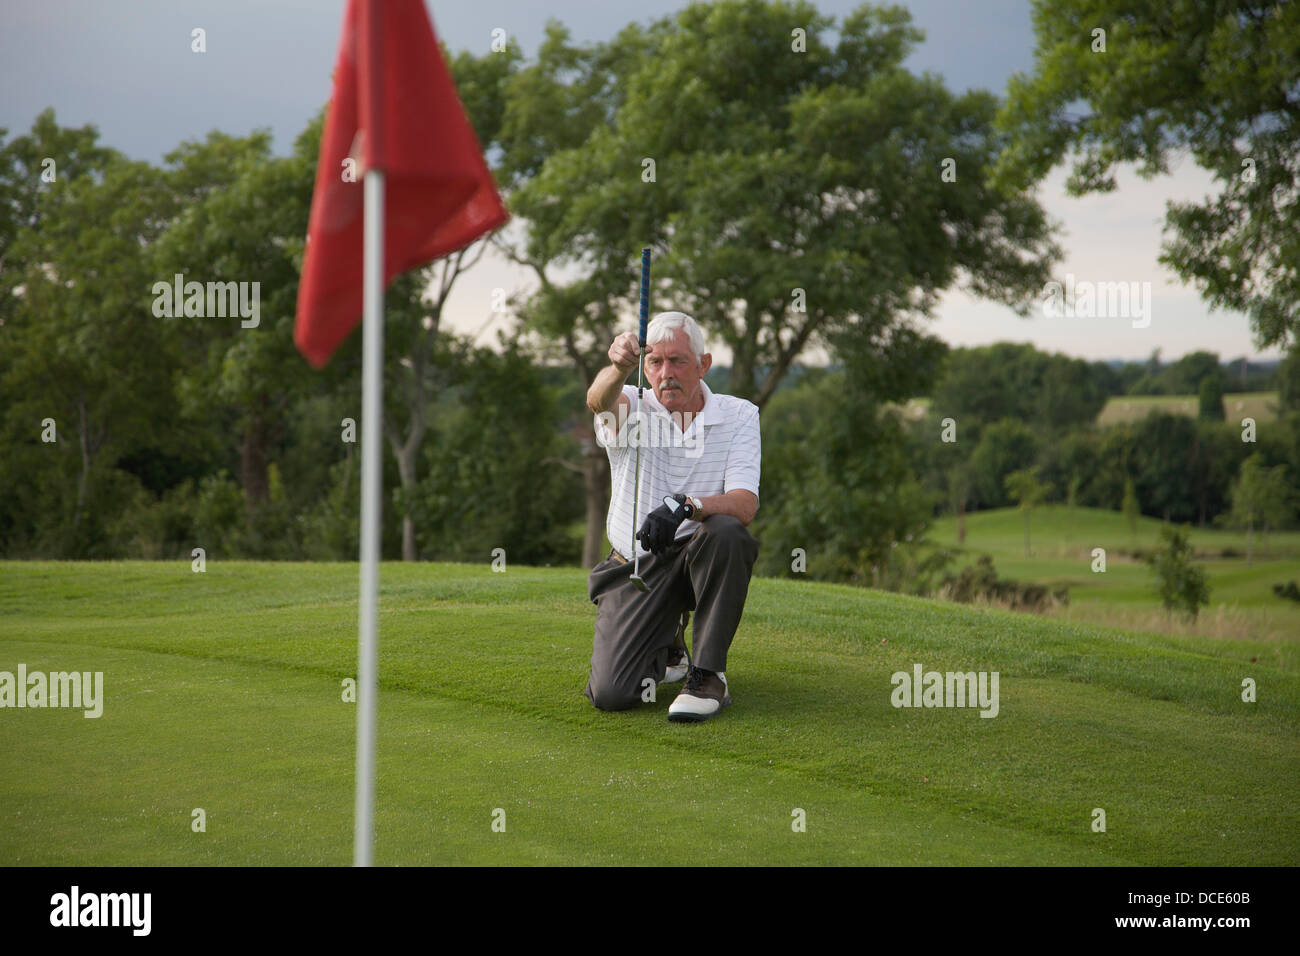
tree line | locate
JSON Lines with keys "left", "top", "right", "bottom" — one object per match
{"left": 2, "top": 0, "right": 1295, "bottom": 584}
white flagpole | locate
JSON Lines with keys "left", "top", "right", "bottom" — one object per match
{"left": 355, "top": 167, "right": 385, "bottom": 867}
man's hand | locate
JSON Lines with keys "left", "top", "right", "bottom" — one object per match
{"left": 636, "top": 493, "right": 694, "bottom": 554}
{"left": 608, "top": 331, "right": 643, "bottom": 373}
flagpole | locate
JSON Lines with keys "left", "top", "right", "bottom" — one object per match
{"left": 355, "top": 166, "right": 384, "bottom": 867}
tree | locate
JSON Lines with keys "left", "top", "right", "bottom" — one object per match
{"left": 1131, "top": 412, "right": 1202, "bottom": 523}
{"left": 0, "top": 109, "right": 116, "bottom": 325}
{"left": 152, "top": 127, "right": 319, "bottom": 539}
{"left": 1122, "top": 477, "right": 1139, "bottom": 541}
{"left": 1165, "top": 350, "right": 1221, "bottom": 396}
{"left": 1033, "top": 428, "right": 1099, "bottom": 507}
{"left": 968, "top": 419, "right": 1040, "bottom": 509}
{"left": 495, "top": 22, "right": 656, "bottom": 568}
{"left": 510, "top": 1, "right": 1059, "bottom": 563}
{"left": 411, "top": 335, "right": 583, "bottom": 565}
{"left": 0, "top": 111, "right": 124, "bottom": 554}
{"left": 995, "top": 1, "right": 1300, "bottom": 350}
{"left": 753, "top": 367, "right": 942, "bottom": 590}
{"left": 3, "top": 152, "right": 178, "bottom": 556}
{"left": 1224, "top": 454, "right": 1294, "bottom": 563}
{"left": 1147, "top": 525, "right": 1210, "bottom": 621}
{"left": 949, "top": 462, "right": 972, "bottom": 544}
{"left": 1004, "top": 467, "right": 1048, "bottom": 557}
{"left": 1065, "top": 474, "right": 1082, "bottom": 553}
{"left": 1198, "top": 375, "right": 1226, "bottom": 421}
{"left": 1277, "top": 348, "right": 1300, "bottom": 414}
{"left": 931, "top": 343, "right": 1108, "bottom": 430}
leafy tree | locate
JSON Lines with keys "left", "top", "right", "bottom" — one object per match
{"left": 1147, "top": 525, "right": 1210, "bottom": 621}
{"left": 932, "top": 343, "right": 1108, "bottom": 430}
{"left": 1165, "top": 351, "right": 1221, "bottom": 396}
{"left": 1198, "top": 375, "right": 1226, "bottom": 421}
{"left": 412, "top": 335, "right": 584, "bottom": 566}
{"left": 1128, "top": 348, "right": 1167, "bottom": 396}
{"left": 1004, "top": 467, "right": 1048, "bottom": 556}
{"left": 0, "top": 111, "right": 122, "bottom": 554}
{"left": 1277, "top": 348, "right": 1300, "bottom": 414}
{"left": 1036, "top": 428, "right": 1103, "bottom": 506}
{"left": 1122, "top": 477, "right": 1139, "bottom": 540}
{"left": 3, "top": 153, "right": 177, "bottom": 556}
{"left": 494, "top": 21, "right": 656, "bottom": 567}
{"left": 1191, "top": 421, "right": 1251, "bottom": 526}
{"left": 968, "top": 418, "right": 1039, "bottom": 508}
{"left": 374, "top": 45, "right": 524, "bottom": 561}
{"left": 754, "top": 368, "right": 942, "bottom": 589}
{"left": 0, "top": 108, "right": 117, "bottom": 325}
{"left": 1224, "top": 454, "right": 1294, "bottom": 563}
{"left": 510, "top": 2, "right": 1059, "bottom": 562}
{"left": 949, "top": 462, "right": 972, "bottom": 544}
{"left": 1131, "top": 412, "right": 1203, "bottom": 522}
{"left": 152, "top": 127, "right": 316, "bottom": 519}
{"left": 1065, "top": 474, "right": 1082, "bottom": 552}
{"left": 996, "top": 0, "right": 1300, "bottom": 349}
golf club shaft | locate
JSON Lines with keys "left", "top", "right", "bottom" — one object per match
{"left": 632, "top": 248, "right": 651, "bottom": 576}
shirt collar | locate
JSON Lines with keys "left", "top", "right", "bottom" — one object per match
{"left": 649, "top": 379, "right": 723, "bottom": 427}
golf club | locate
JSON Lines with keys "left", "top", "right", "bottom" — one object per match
{"left": 630, "top": 247, "right": 651, "bottom": 592}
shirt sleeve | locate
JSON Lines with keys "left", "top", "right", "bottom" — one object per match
{"left": 592, "top": 386, "right": 636, "bottom": 449}
{"left": 723, "top": 405, "right": 761, "bottom": 505}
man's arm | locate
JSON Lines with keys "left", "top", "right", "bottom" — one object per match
{"left": 587, "top": 331, "right": 642, "bottom": 415}
{"left": 586, "top": 363, "right": 632, "bottom": 416}
{"left": 694, "top": 489, "right": 758, "bottom": 526}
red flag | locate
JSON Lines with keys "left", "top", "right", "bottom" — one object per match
{"left": 294, "top": 0, "right": 508, "bottom": 367}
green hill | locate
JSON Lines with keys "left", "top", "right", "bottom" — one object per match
{"left": 1, "top": 560, "right": 1296, "bottom": 865}
{"left": 931, "top": 505, "right": 1300, "bottom": 641}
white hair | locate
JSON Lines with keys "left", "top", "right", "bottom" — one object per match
{"left": 645, "top": 311, "right": 706, "bottom": 364}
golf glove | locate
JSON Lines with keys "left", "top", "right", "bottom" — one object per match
{"left": 637, "top": 493, "right": 696, "bottom": 554}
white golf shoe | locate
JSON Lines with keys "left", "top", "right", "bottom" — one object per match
{"left": 668, "top": 667, "right": 731, "bottom": 722}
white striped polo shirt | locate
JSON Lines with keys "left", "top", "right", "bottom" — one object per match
{"left": 594, "top": 379, "right": 761, "bottom": 560}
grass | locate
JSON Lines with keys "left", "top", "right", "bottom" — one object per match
{"left": 1, "top": 560, "right": 1297, "bottom": 866}
{"left": 1095, "top": 392, "right": 1278, "bottom": 427}
{"left": 929, "top": 505, "right": 1300, "bottom": 643}
{"left": 889, "top": 392, "right": 1280, "bottom": 429}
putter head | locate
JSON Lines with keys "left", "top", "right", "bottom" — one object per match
{"left": 629, "top": 573, "right": 650, "bottom": 592}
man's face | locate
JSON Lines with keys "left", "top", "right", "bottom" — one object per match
{"left": 645, "top": 328, "right": 711, "bottom": 413}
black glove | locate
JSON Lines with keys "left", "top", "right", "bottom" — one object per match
{"left": 636, "top": 493, "right": 696, "bottom": 554}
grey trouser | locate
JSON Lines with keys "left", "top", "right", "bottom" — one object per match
{"left": 584, "top": 515, "right": 760, "bottom": 711}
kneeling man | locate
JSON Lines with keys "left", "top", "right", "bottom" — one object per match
{"left": 584, "top": 311, "right": 760, "bottom": 722}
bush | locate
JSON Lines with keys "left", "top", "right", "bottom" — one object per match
{"left": 1273, "top": 581, "right": 1300, "bottom": 603}
{"left": 939, "top": 554, "right": 1068, "bottom": 612}
{"left": 107, "top": 478, "right": 200, "bottom": 559}
{"left": 1147, "top": 525, "right": 1210, "bottom": 620}
{"left": 193, "top": 471, "right": 246, "bottom": 559}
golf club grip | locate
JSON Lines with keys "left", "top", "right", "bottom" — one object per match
{"left": 639, "top": 247, "right": 651, "bottom": 348}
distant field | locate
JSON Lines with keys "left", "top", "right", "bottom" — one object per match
{"left": 888, "top": 392, "right": 1279, "bottom": 428}
{"left": 2, "top": 560, "right": 1297, "bottom": 865}
{"left": 930, "top": 505, "right": 1300, "bottom": 642}
{"left": 1096, "top": 392, "right": 1278, "bottom": 427}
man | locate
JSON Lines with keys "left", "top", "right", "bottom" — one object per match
{"left": 584, "top": 310, "right": 761, "bottom": 722}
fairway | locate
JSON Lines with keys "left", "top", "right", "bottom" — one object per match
{"left": 2, "top": 561, "right": 1296, "bottom": 866}
{"left": 931, "top": 505, "right": 1300, "bottom": 641}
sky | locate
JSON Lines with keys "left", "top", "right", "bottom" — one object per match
{"left": 0, "top": 0, "right": 1282, "bottom": 365}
